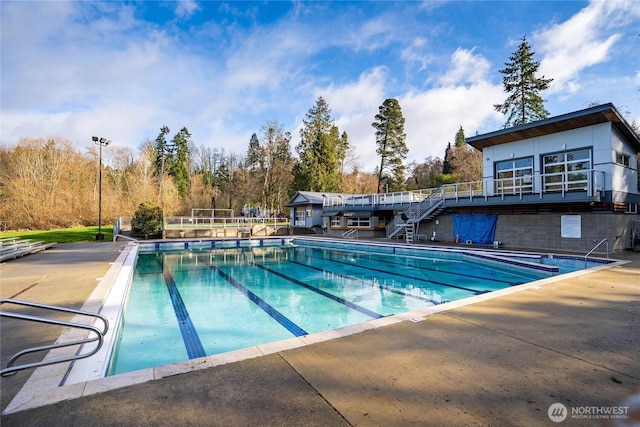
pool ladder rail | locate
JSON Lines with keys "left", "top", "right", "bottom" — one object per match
{"left": 0, "top": 298, "right": 109, "bottom": 377}
{"left": 342, "top": 229, "right": 359, "bottom": 239}
{"left": 585, "top": 238, "right": 608, "bottom": 268}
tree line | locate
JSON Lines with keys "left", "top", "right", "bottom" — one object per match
{"left": 0, "top": 106, "right": 478, "bottom": 230}
{"left": 1, "top": 36, "right": 583, "bottom": 230}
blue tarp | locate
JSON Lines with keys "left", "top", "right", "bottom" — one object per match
{"left": 453, "top": 214, "right": 497, "bottom": 244}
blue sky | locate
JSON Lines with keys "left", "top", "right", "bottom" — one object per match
{"left": 2, "top": 1, "right": 639, "bottom": 171}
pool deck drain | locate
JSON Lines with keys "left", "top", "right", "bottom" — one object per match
{"left": 1, "top": 242, "right": 638, "bottom": 426}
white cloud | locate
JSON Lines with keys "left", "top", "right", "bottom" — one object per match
{"left": 535, "top": 1, "right": 640, "bottom": 95}
{"left": 2, "top": 0, "right": 638, "bottom": 174}
{"left": 343, "top": 17, "right": 394, "bottom": 52}
{"left": 318, "top": 50, "right": 503, "bottom": 170}
{"left": 175, "top": 0, "right": 200, "bottom": 19}
{"left": 322, "top": 67, "right": 388, "bottom": 115}
{"left": 438, "top": 47, "right": 491, "bottom": 86}
{"left": 400, "top": 37, "right": 433, "bottom": 72}
{"left": 400, "top": 81, "right": 503, "bottom": 163}
{"left": 316, "top": 68, "right": 388, "bottom": 168}
{"left": 401, "top": 48, "right": 502, "bottom": 163}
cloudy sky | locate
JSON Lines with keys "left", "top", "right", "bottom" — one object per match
{"left": 2, "top": 1, "right": 639, "bottom": 170}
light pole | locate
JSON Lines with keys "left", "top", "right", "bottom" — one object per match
{"left": 92, "top": 136, "right": 111, "bottom": 241}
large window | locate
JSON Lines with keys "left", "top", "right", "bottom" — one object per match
{"left": 346, "top": 217, "right": 370, "bottom": 227}
{"left": 495, "top": 157, "right": 533, "bottom": 194}
{"left": 542, "top": 148, "right": 591, "bottom": 191}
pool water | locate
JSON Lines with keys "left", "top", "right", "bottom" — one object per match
{"left": 108, "top": 241, "right": 604, "bottom": 375}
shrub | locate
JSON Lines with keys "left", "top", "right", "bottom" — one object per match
{"left": 131, "top": 202, "right": 163, "bottom": 239}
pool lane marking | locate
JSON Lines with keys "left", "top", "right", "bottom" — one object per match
{"left": 310, "top": 255, "right": 486, "bottom": 295}
{"left": 287, "top": 260, "right": 441, "bottom": 305}
{"left": 162, "top": 262, "right": 207, "bottom": 359}
{"left": 319, "top": 248, "right": 520, "bottom": 287}
{"left": 211, "top": 266, "right": 308, "bottom": 337}
{"left": 253, "top": 263, "right": 384, "bottom": 319}
{"left": 295, "top": 244, "right": 534, "bottom": 285}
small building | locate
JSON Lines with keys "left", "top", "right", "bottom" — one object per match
{"left": 467, "top": 102, "right": 639, "bottom": 207}
{"left": 284, "top": 191, "right": 335, "bottom": 231}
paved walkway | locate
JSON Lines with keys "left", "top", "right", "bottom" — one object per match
{"left": 1, "top": 243, "right": 638, "bottom": 426}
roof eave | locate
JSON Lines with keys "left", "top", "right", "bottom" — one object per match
{"left": 466, "top": 103, "right": 640, "bottom": 152}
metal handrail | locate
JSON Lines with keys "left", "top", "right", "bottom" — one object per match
{"left": 326, "top": 169, "right": 606, "bottom": 209}
{"left": 113, "top": 233, "right": 138, "bottom": 251}
{"left": 585, "top": 238, "right": 608, "bottom": 268}
{"left": 0, "top": 299, "right": 109, "bottom": 377}
{"left": 342, "top": 229, "right": 358, "bottom": 239}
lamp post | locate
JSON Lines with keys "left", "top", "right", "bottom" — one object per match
{"left": 92, "top": 136, "right": 111, "bottom": 241}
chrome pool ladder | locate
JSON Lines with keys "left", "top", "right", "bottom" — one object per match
{"left": 0, "top": 298, "right": 109, "bottom": 377}
{"left": 584, "top": 238, "right": 608, "bottom": 268}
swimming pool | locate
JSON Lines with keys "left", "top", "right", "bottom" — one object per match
{"left": 105, "top": 238, "right": 611, "bottom": 375}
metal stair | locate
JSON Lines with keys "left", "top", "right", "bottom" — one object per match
{"left": 386, "top": 187, "right": 445, "bottom": 239}
{"left": 405, "top": 224, "right": 414, "bottom": 243}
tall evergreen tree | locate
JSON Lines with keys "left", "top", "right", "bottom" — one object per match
{"left": 494, "top": 36, "right": 553, "bottom": 128}
{"left": 442, "top": 142, "right": 454, "bottom": 175}
{"left": 372, "top": 98, "right": 408, "bottom": 193}
{"left": 293, "top": 97, "right": 347, "bottom": 192}
{"left": 153, "top": 126, "right": 192, "bottom": 199}
{"left": 246, "top": 133, "right": 261, "bottom": 171}
{"left": 153, "top": 125, "right": 171, "bottom": 177}
{"left": 170, "top": 127, "right": 191, "bottom": 198}
{"left": 454, "top": 126, "right": 465, "bottom": 147}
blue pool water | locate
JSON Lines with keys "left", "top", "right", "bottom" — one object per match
{"left": 108, "top": 239, "right": 609, "bottom": 375}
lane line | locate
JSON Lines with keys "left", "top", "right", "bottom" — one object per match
{"left": 254, "top": 263, "right": 384, "bottom": 319}
{"left": 211, "top": 266, "right": 308, "bottom": 337}
{"left": 162, "top": 261, "right": 206, "bottom": 359}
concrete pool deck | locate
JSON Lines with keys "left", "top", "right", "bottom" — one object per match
{"left": 1, "top": 242, "right": 638, "bottom": 426}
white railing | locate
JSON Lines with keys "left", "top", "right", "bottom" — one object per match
{"left": 328, "top": 169, "right": 605, "bottom": 209}
{"left": 164, "top": 216, "right": 289, "bottom": 230}
{"left": 324, "top": 188, "right": 435, "bottom": 208}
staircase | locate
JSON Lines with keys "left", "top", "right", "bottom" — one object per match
{"left": 405, "top": 224, "right": 414, "bottom": 243}
{"left": 386, "top": 187, "right": 445, "bottom": 239}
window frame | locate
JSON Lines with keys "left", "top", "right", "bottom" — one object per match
{"left": 494, "top": 157, "right": 533, "bottom": 194}
{"left": 615, "top": 151, "right": 631, "bottom": 167}
{"left": 542, "top": 148, "right": 592, "bottom": 192}
{"left": 346, "top": 217, "right": 370, "bottom": 228}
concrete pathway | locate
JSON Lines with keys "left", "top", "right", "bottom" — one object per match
{"left": 1, "top": 243, "right": 638, "bottom": 426}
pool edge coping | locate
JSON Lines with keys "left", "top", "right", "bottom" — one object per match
{"left": 1, "top": 241, "right": 628, "bottom": 415}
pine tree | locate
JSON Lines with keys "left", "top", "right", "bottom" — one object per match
{"left": 153, "top": 125, "right": 171, "bottom": 177}
{"left": 442, "top": 142, "right": 454, "bottom": 175}
{"left": 246, "top": 133, "right": 261, "bottom": 171}
{"left": 454, "top": 126, "right": 465, "bottom": 147}
{"left": 170, "top": 127, "right": 191, "bottom": 198}
{"left": 494, "top": 36, "right": 553, "bottom": 128}
{"left": 372, "top": 98, "right": 408, "bottom": 193}
{"left": 293, "top": 97, "right": 347, "bottom": 192}
{"left": 152, "top": 126, "right": 192, "bottom": 199}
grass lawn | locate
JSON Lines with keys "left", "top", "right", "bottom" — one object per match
{"left": 0, "top": 226, "right": 114, "bottom": 244}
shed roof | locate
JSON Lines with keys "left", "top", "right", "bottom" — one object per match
{"left": 466, "top": 103, "right": 640, "bottom": 152}
{"left": 285, "top": 191, "right": 344, "bottom": 207}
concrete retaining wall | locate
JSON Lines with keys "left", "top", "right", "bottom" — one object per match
{"left": 419, "top": 212, "right": 639, "bottom": 254}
